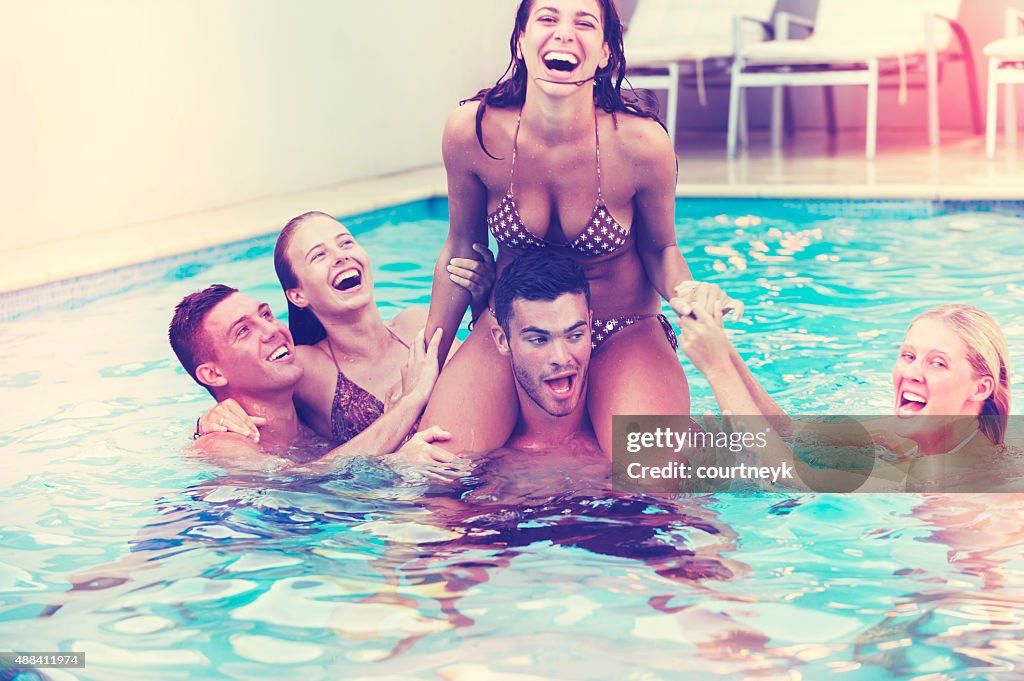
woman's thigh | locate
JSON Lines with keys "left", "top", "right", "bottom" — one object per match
{"left": 587, "top": 316, "right": 690, "bottom": 455}
{"left": 420, "top": 311, "right": 518, "bottom": 454}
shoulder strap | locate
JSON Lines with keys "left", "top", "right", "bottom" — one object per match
{"left": 509, "top": 111, "right": 523, "bottom": 196}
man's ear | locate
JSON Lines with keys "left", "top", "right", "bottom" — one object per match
{"left": 491, "top": 323, "right": 511, "bottom": 357}
{"left": 285, "top": 287, "right": 308, "bottom": 309}
{"left": 195, "top": 362, "right": 227, "bottom": 390}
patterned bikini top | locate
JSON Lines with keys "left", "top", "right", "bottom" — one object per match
{"left": 486, "top": 111, "right": 631, "bottom": 256}
{"left": 326, "top": 329, "right": 409, "bottom": 446}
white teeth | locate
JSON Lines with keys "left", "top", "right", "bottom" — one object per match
{"left": 332, "top": 269, "right": 358, "bottom": 288}
{"left": 902, "top": 392, "right": 927, "bottom": 404}
{"left": 545, "top": 51, "right": 579, "bottom": 65}
{"left": 268, "top": 346, "right": 289, "bottom": 362}
{"left": 547, "top": 376, "right": 573, "bottom": 394}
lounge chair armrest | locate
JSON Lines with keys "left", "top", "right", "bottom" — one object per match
{"left": 734, "top": 12, "right": 801, "bottom": 53}
{"left": 774, "top": 11, "right": 814, "bottom": 41}
{"left": 926, "top": 13, "right": 972, "bottom": 56}
{"left": 1008, "top": 7, "right": 1024, "bottom": 37}
{"left": 734, "top": 14, "right": 774, "bottom": 40}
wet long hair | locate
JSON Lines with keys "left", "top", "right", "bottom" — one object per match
{"left": 910, "top": 304, "right": 1011, "bottom": 446}
{"left": 466, "top": 0, "right": 661, "bottom": 159}
{"left": 273, "top": 211, "right": 331, "bottom": 346}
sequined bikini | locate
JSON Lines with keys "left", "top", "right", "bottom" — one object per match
{"left": 486, "top": 111, "right": 677, "bottom": 354}
{"left": 326, "top": 329, "right": 412, "bottom": 445}
{"left": 486, "top": 111, "right": 631, "bottom": 257}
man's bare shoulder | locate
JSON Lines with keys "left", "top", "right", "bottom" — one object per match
{"left": 187, "top": 432, "right": 277, "bottom": 475}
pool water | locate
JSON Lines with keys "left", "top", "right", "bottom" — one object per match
{"left": 2, "top": 199, "right": 1023, "bottom": 679}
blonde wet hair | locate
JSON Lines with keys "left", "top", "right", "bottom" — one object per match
{"left": 911, "top": 304, "right": 1011, "bottom": 445}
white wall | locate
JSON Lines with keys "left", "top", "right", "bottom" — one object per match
{"left": 0, "top": 0, "right": 518, "bottom": 252}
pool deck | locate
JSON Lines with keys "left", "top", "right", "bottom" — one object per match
{"left": 2, "top": 129, "right": 1022, "bottom": 296}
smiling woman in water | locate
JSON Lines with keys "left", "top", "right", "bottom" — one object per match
{"left": 673, "top": 299, "right": 1016, "bottom": 492}
{"left": 195, "top": 211, "right": 495, "bottom": 451}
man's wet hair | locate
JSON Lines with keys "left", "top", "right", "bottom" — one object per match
{"left": 169, "top": 284, "right": 237, "bottom": 395}
{"left": 493, "top": 251, "right": 590, "bottom": 333}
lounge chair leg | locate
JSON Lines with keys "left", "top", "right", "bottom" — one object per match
{"left": 926, "top": 18, "right": 940, "bottom": 147}
{"left": 824, "top": 86, "right": 837, "bottom": 136}
{"left": 867, "top": 60, "right": 879, "bottom": 160}
{"left": 987, "top": 58, "right": 998, "bottom": 160}
{"left": 784, "top": 89, "right": 796, "bottom": 137}
{"left": 771, "top": 86, "right": 783, "bottom": 148}
{"left": 727, "top": 74, "right": 742, "bottom": 158}
{"left": 738, "top": 86, "right": 749, "bottom": 149}
{"left": 961, "top": 39, "right": 983, "bottom": 135}
{"left": 1008, "top": 79, "right": 1018, "bottom": 150}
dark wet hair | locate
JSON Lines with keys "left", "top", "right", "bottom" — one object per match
{"left": 273, "top": 211, "right": 332, "bottom": 346}
{"left": 494, "top": 250, "right": 590, "bottom": 333}
{"left": 169, "top": 284, "right": 238, "bottom": 395}
{"left": 465, "top": 0, "right": 662, "bottom": 159}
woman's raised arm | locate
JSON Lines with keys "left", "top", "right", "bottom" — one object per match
{"left": 426, "top": 104, "right": 490, "bottom": 364}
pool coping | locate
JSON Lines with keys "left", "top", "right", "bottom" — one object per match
{"left": 2, "top": 164, "right": 1023, "bottom": 298}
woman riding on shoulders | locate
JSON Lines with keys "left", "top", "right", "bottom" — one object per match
{"left": 422, "top": 0, "right": 736, "bottom": 455}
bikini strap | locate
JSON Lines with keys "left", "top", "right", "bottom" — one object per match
{"left": 593, "top": 108, "right": 603, "bottom": 200}
{"left": 326, "top": 327, "right": 409, "bottom": 372}
{"left": 325, "top": 336, "right": 342, "bottom": 373}
{"left": 509, "top": 112, "right": 523, "bottom": 197}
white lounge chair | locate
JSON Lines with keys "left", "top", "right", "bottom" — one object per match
{"left": 727, "top": 0, "right": 981, "bottom": 159}
{"left": 985, "top": 8, "right": 1024, "bottom": 160}
{"left": 624, "top": 0, "right": 777, "bottom": 147}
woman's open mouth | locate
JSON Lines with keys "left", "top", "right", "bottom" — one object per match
{"left": 331, "top": 268, "right": 362, "bottom": 292}
{"left": 542, "top": 51, "right": 580, "bottom": 74}
{"left": 897, "top": 390, "right": 928, "bottom": 416}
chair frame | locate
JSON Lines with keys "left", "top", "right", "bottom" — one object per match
{"left": 727, "top": 4, "right": 980, "bottom": 159}
{"left": 985, "top": 8, "right": 1024, "bottom": 160}
{"left": 625, "top": 11, "right": 775, "bottom": 148}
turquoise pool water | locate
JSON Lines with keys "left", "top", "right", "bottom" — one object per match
{"left": 1, "top": 199, "right": 1023, "bottom": 679}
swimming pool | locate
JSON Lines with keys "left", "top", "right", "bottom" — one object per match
{"left": 2, "top": 198, "right": 1023, "bottom": 679}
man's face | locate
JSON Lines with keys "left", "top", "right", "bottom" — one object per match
{"left": 198, "top": 292, "right": 302, "bottom": 396}
{"left": 493, "top": 292, "right": 591, "bottom": 417}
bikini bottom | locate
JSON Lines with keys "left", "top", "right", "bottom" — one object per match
{"left": 591, "top": 313, "right": 678, "bottom": 354}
